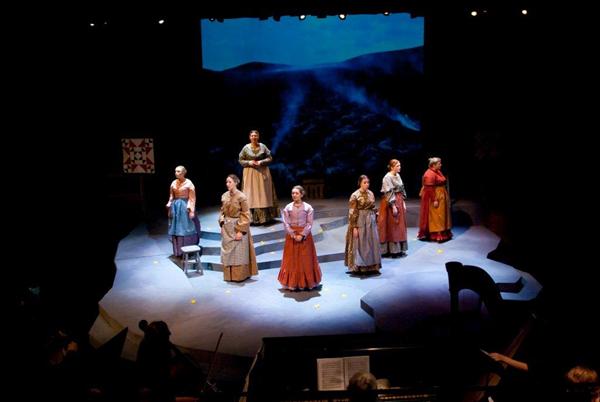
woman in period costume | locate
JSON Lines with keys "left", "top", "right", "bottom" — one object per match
{"left": 238, "top": 130, "right": 279, "bottom": 225}
{"left": 417, "top": 157, "right": 453, "bottom": 242}
{"left": 278, "top": 185, "right": 322, "bottom": 290}
{"left": 345, "top": 175, "right": 382, "bottom": 274}
{"left": 219, "top": 174, "right": 258, "bottom": 282}
{"left": 166, "top": 165, "right": 200, "bottom": 257}
{"left": 377, "top": 159, "right": 408, "bottom": 258}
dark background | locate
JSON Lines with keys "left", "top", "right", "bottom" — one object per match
{"left": 13, "top": 1, "right": 596, "bottom": 391}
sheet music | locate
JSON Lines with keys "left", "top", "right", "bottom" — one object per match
{"left": 343, "top": 356, "right": 370, "bottom": 386}
{"left": 317, "top": 358, "right": 345, "bottom": 391}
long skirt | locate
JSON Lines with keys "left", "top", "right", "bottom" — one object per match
{"left": 377, "top": 196, "right": 408, "bottom": 255}
{"left": 242, "top": 166, "right": 279, "bottom": 224}
{"left": 345, "top": 210, "right": 382, "bottom": 273}
{"left": 418, "top": 187, "right": 453, "bottom": 242}
{"left": 221, "top": 217, "right": 258, "bottom": 281}
{"left": 278, "top": 226, "right": 322, "bottom": 290}
{"left": 169, "top": 198, "right": 200, "bottom": 257}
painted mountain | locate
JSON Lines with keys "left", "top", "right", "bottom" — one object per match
{"left": 201, "top": 46, "right": 424, "bottom": 195}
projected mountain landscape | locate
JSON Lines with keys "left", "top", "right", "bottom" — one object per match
{"left": 202, "top": 47, "right": 424, "bottom": 192}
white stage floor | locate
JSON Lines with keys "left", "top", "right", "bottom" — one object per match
{"left": 89, "top": 198, "right": 541, "bottom": 359}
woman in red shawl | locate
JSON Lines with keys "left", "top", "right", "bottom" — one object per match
{"left": 417, "top": 157, "right": 452, "bottom": 242}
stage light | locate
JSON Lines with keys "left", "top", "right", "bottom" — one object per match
{"left": 470, "top": 10, "right": 478, "bottom": 17}
{"left": 338, "top": 14, "right": 347, "bottom": 20}
{"left": 383, "top": 11, "right": 390, "bottom": 16}
{"left": 521, "top": 9, "right": 528, "bottom": 15}
{"left": 158, "top": 19, "right": 165, "bottom": 24}
{"left": 208, "top": 17, "right": 215, "bottom": 22}
{"left": 89, "top": 22, "right": 95, "bottom": 27}
{"left": 299, "top": 14, "right": 307, "bottom": 20}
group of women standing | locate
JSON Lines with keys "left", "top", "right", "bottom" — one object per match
{"left": 343, "top": 158, "right": 410, "bottom": 275}
{"left": 343, "top": 157, "right": 453, "bottom": 276}
{"left": 166, "top": 130, "right": 452, "bottom": 289}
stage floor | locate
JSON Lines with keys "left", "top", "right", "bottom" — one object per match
{"left": 89, "top": 198, "right": 541, "bottom": 359}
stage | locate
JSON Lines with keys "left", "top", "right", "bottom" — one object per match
{"left": 89, "top": 198, "right": 541, "bottom": 361}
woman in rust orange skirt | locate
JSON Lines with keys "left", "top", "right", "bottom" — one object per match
{"left": 377, "top": 159, "right": 408, "bottom": 258}
{"left": 277, "top": 185, "right": 322, "bottom": 290}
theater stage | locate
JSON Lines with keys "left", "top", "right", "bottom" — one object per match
{"left": 89, "top": 198, "right": 541, "bottom": 360}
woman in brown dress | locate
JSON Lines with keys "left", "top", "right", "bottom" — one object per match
{"left": 219, "top": 174, "right": 258, "bottom": 281}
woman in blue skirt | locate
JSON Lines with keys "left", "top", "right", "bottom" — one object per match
{"left": 166, "top": 165, "right": 200, "bottom": 257}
